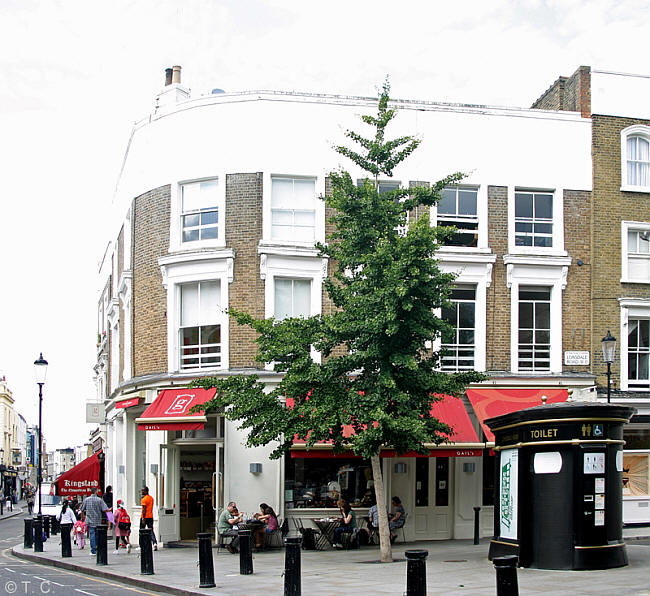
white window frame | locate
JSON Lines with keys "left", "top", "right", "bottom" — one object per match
{"left": 620, "top": 298, "right": 650, "bottom": 391}
{"left": 274, "top": 278, "right": 312, "bottom": 320}
{"left": 261, "top": 252, "right": 325, "bottom": 366}
{"left": 263, "top": 174, "right": 325, "bottom": 245}
{"left": 622, "top": 221, "right": 650, "bottom": 283}
{"left": 169, "top": 176, "right": 226, "bottom": 252}
{"left": 508, "top": 187, "right": 565, "bottom": 256}
{"left": 441, "top": 285, "right": 476, "bottom": 372}
{"left": 516, "top": 287, "right": 551, "bottom": 372}
{"left": 505, "top": 256, "right": 568, "bottom": 373}
{"left": 159, "top": 250, "right": 233, "bottom": 373}
{"left": 436, "top": 258, "right": 494, "bottom": 372}
{"left": 178, "top": 280, "right": 223, "bottom": 371}
{"left": 621, "top": 125, "right": 650, "bottom": 193}
{"left": 433, "top": 185, "right": 486, "bottom": 250}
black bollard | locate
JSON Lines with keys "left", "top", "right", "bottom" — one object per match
{"left": 60, "top": 523, "right": 73, "bottom": 558}
{"left": 139, "top": 528, "right": 154, "bottom": 575}
{"left": 33, "top": 516, "right": 43, "bottom": 553}
{"left": 24, "top": 518, "right": 33, "bottom": 549}
{"left": 238, "top": 529, "right": 253, "bottom": 575}
{"left": 43, "top": 515, "right": 51, "bottom": 538}
{"left": 494, "top": 555, "right": 519, "bottom": 596}
{"left": 405, "top": 549, "right": 428, "bottom": 596}
{"left": 197, "top": 532, "right": 215, "bottom": 588}
{"left": 51, "top": 515, "right": 60, "bottom": 535}
{"left": 284, "top": 536, "right": 302, "bottom": 596}
{"left": 473, "top": 506, "right": 481, "bottom": 545}
{"left": 96, "top": 524, "right": 108, "bottom": 565}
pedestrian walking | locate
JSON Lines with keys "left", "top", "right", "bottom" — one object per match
{"left": 113, "top": 499, "right": 132, "bottom": 554}
{"left": 26, "top": 488, "right": 34, "bottom": 515}
{"left": 73, "top": 513, "right": 87, "bottom": 550}
{"left": 140, "top": 487, "right": 158, "bottom": 550}
{"left": 80, "top": 487, "right": 108, "bottom": 555}
{"left": 103, "top": 486, "right": 114, "bottom": 534}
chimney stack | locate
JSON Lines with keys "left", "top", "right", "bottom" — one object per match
{"left": 172, "top": 65, "right": 182, "bottom": 85}
{"left": 165, "top": 68, "right": 173, "bottom": 86}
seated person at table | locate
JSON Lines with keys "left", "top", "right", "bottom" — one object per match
{"left": 218, "top": 501, "right": 244, "bottom": 554}
{"left": 253, "top": 502, "right": 279, "bottom": 548}
{"left": 332, "top": 499, "right": 356, "bottom": 549}
{"left": 389, "top": 496, "right": 406, "bottom": 543}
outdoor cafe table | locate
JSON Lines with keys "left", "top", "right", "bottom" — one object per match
{"left": 313, "top": 518, "right": 338, "bottom": 548}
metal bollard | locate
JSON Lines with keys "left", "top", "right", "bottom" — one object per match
{"left": 96, "top": 524, "right": 108, "bottom": 565}
{"left": 405, "top": 550, "right": 428, "bottom": 596}
{"left": 139, "top": 528, "right": 154, "bottom": 575}
{"left": 43, "top": 515, "right": 51, "bottom": 538}
{"left": 51, "top": 515, "right": 60, "bottom": 535}
{"left": 284, "top": 536, "right": 302, "bottom": 596}
{"left": 24, "top": 518, "right": 34, "bottom": 549}
{"left": 494, "top": 555, "right": 519, "bottom": 596}
{"left": 238, "top": 529, "right": 253, "bottom": 575}
{"left": 60, "top": 523, "right": 73, "bottom": 558}
{"left": 197, "top": 532, "right": 215, "bottom": 588}
{"left": 473, "top": 506, "right": 481, "bottom": 545}
{"left": 33, "top": 516, "right": 43, "bottom": 553}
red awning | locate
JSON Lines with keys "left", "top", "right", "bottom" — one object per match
{"left": 135, "top": 388, "right": 217, "bottom": 431}
{"left": 54, "top": 451, "right": 101, "bottom": 496}
{"left": 290, "top": 394, "right": 481, "bottom": 458}
{"left": 116, "top": 397, "right": 141, "bottom": 409}
{"left": 467, "top": 387, "right": 569, "bottom": 442}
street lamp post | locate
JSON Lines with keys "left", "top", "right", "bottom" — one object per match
{"left": 33, "top": 353, "right": 48, "bottom": 517}
{"left": 601, "top": 331, "right": 616, "bottom": 404}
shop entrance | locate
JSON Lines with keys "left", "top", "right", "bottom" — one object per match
{"left": 413, "top": 457, "right": 452, "bottom": 540}
{"left": 179, "top": 446, "right": 216, "bottom": 540}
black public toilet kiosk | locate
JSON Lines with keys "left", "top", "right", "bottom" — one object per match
{"left": 486, "top": 401, "right": 635, "bottom": 570}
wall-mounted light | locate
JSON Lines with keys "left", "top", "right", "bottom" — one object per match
{"left": 394, "top": 463, "right": 407, "bottom": 474}
{"left": 250, "top": 463, "right": 263, "bottom": 474}
{"left": 150, "top": 463, "right": 159, "bottom": 475}
{"left": 463, "top": 462, "right": 476, "bottom": 473}
{"left": 118, "top": 465, "right": 125, "bottom": 474}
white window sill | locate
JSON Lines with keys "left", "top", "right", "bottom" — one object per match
{"left": 621, "top": 278, "right": 650, "bottom": 284}
{"left": 621, "top": 185, "right": 650, "bottom": 194}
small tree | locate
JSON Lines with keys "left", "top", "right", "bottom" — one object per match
{"left": 191, "top": 82, "right": 484, "bottom": 562}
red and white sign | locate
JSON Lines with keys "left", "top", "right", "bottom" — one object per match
{"left": 136, "top": 388, "right": 217, "bottom": 431}
{"left": 116, "top": 397, "right": 141, "bottom": 409}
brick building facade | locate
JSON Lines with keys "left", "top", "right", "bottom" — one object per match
{"left": 94, "top": 65, "right": 635, "bottom": 544}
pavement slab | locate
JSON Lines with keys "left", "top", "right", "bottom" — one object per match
{"left": 10, "top": 529, "right": 650, "bottom": 596}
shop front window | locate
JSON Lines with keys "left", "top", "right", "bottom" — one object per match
{"left": 285, "top": 455, "right": 374, "bottom": 508}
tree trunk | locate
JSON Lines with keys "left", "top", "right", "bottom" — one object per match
{"left": 371, "top": 454, "right": 392, "bottom": 563}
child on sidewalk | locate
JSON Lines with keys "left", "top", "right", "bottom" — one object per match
{"left": 73, "top": 513, "right": 87, "bottom": 549}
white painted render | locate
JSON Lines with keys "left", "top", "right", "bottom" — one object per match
{"left": 592, "top": 70, "right": 650, "bottom": 120}
{"left": 113, "top": 90, "right": 592, "bottom": 229}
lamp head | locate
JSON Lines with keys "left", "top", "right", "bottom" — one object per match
{"left": 34, "top": 353, "right": 48, "bottom": 385}
{"left": 601, "top": 330, "right": 616, "bottom": 364}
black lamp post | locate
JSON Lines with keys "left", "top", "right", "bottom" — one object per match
{"left": 601, "top": 331, "right": 616, "bottom": 404}
{"left": 33, "top": 353, "right": 48, "bottom": 517}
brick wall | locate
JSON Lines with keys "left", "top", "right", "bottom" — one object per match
{"left": 592, "top": 114, "right": 650, "bottom": 387}
{"left": 562, "top": 189, "right": 592, "bottom": 370}
{"left": 117, "top": 226, "right": 125, "bottom": 383}
{"left": 226, "top": 173, "right": 265, "bottom": 368}
{"left": 132, "top": 185, "right": 170, "bottom": 376}
{"left": 532, "top": 66, "right": 591, "bottom": 117}
{"left": 486, "top": 186, "right": 510, "bottom": 370}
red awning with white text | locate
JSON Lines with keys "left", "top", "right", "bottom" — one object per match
{"left": 290, "top": 394, "right": 482, "bottom": 458}
{"left": 467, "top": 387, "right": 569, "bottom": 442}
{"left": 54, "top": 451, "right": 101, "bottom": 496}
{"left": 135, "top": 388, "right": 217, "bottom": 431}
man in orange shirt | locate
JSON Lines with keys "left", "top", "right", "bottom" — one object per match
{"left": 140, "top": 486, "right": 158, "bottom": 550}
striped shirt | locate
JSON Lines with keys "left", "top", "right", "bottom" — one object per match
{"left": 80, "top": 495, "right": 107, "bottom": 527}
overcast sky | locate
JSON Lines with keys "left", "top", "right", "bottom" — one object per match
{"left": 1, "top": 0, "right": 649, "bottom": 451}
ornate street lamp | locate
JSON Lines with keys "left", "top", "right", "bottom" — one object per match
{"left": 601, "top": 331, "right": 616, "bottom": 404}
{"left": 33, "top": 353, "right": 48, "bottom": 517}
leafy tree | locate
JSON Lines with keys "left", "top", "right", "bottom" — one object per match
{"left": 191, "top": 82, "right": 485, "bottom": 562}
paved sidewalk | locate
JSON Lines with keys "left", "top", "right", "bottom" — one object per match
{"left": 11, "top": 527, "right": 650, "bottom": 596}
